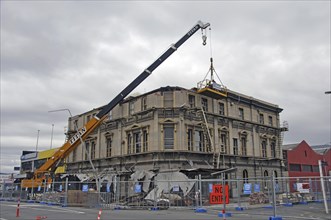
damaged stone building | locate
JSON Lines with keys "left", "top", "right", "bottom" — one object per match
{"left": 65, "top": 84, "right": 286, "bottom": 184}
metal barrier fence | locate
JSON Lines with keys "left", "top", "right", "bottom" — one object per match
{"left": 1, "top": 176, "right": 330, "bottom": 212}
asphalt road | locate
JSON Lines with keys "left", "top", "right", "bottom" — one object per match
{"left": 0, "top": 201, "right": 330, "bottom": 220}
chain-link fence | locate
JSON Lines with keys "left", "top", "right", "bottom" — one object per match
{"left": 1, "top": 176, "right": 330, "bottom": 212}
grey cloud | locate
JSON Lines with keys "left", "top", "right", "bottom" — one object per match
{"left": 1, "top": 1, "right": 330, "bottom": 173}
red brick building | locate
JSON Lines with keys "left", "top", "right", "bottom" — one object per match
{"left": 282, "top": 140, "right": 331, "bottom": 192}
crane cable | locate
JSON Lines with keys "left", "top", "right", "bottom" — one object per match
{"left": 209, "top": 27, "right": 213, "bottom": 58}
{"left": 208, "top": 27, "right": 226, "bottom": 87}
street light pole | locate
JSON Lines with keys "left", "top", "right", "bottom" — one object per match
{"left": 48, "top": 109, "right": 100, "bottom": 192}
{"left": 35, "top": 130, "right": 40, "bottom": 152}
{"left": 50, "top": 124, "right": 54, "bottom": 149}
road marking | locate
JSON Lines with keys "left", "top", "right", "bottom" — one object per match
{"left": 23, "top": 207, "right": 85, "bottom": 214}
{"left": 282, "top": 216, "right": 321, "bottom": 220}
{"left": 0, "top": 218, "right": 8, "bottom": 220}
{"left": 49, "top": 206, "right": 85, "bottom": 214}
{"left": 6, "top": 204, "right": 84, "bottom": 214}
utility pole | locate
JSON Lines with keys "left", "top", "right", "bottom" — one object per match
{"left": 318, "top": 160, "right": 329, "bottom": 214}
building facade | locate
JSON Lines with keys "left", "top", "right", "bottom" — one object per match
{"left": 282, "top": 140, "right": 331, "bottom": 192}
{"left": 20, "top": 149, "right": 65, "bottom": 176}
{"left": 65, "top": 86, "right": 285, "bottom": 183}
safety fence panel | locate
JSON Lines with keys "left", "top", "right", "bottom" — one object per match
{"left": 1, "top": 176, "right": 330, "bottom": 211}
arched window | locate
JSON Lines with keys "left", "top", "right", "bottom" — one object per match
{"left": 243, "top": 169, "right": 248, "bottom": 183}
{"left": 263, "top": 170, "right": 269, "bottom": 188}
{"left": 273, "top": 170, "right": 278, "bottom": 183}
{"left": 264, "top": 170, "right": 269, "bottom": 177}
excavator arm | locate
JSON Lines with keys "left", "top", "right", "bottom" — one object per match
{"left": 22, "top": 20, "right": 210, "bottom": 188}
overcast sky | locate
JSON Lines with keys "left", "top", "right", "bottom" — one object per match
{"left": 1, "top": 1, "right": 330, "bottom": 174}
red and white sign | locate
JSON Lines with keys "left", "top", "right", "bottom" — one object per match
{"left": 297, "top": 183, "right": 310, "bottom": 193}
{"left": 209, "top": 184, "right": 229, "bottom": 204}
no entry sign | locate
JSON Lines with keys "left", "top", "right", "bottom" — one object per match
{"left": 209, "top": 184, "right": 229, "bottom": 204}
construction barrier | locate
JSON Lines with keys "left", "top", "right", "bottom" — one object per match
{"left": 16, "top": 198, "right": 20, "bottom": 217}
{"left": 96, "top": 209, "right": 102, "bottom": 220}
{"left": 1, "top": 176, "right": 330, "bottom": 214}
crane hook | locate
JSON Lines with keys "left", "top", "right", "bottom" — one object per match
{"left": 202, "top": 35, "right": 207, "bottom": 46}
{"left": 201, "top": 28, "right": 207, "bottom": 46}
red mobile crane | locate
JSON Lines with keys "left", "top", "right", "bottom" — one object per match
{"left": 22, "top": 20, "right": 210, "bottom": 188}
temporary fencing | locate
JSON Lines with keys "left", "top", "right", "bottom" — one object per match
{"left": 1, "top": 176, "right": 330, "bottom": 213}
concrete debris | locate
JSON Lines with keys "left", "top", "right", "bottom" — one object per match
{"left": 144, "top": 171, "right": 194, "bottom": 201}
{"left": 130, "top": 170, "right": 156, "bottom": 193}
{"left": 248, "top": 192, "right": 269, "bottom": 205}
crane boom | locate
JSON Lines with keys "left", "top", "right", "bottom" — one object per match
{"left": 22, "top": 20, "right": 210, "bottom": 188}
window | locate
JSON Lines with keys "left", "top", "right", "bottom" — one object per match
{"left": 142, "top": 96, "right": 147, "bottom": 111}
{"left": 243, "top": 169, "right": 249, "bottom": 183}
{"left": 84, "top": 142, "right": 89, "bottom": 160}
{"left": 273, "top": 171, "right": 278, "bottom": 183}
{"left": 133, "top": 131, "right": 141, "bottom": 153}
{"left": 261, "top": 140, "right": 267, "bottom": 157}
{"left": 106, "top": 137, "right": 112, "bottom": 157}
{"left": 21, "top": 161, "right": 32, "bottom": 172}
{"left": 87, "top": 115, "right": 91, "bottom": 122}
{"left": 83, "top": 139, "right": 97, "bottom": 160}
{"left": 239, "top": 108, "right": 244, "bottom": 120}
{"left": 72, "top": 148, "right": 77, "bottom": 162}
{"left": 233, "top": 138, "right": 238, "bottom": 155}
{"left": 289, "top": 163, "right": 301, "bottom": 171}
{"left": 268, "top": 116, "right": 273, "bottom": 126}
{"left": 163, "top": 91, "right": 173, "bottom": 108}
{"left": 270, "top": 142, "right": 276, "bottom": 158}
{"left": 282, "top": 150, "right": 287, "bottom": 161}
{"left": 241, "top": 136, "right": 247, "bottom": 156}
{"left": 91, "top": 141, "right": 96, "bottom": 159}
{"left": 219, "top": 102, "right": 225, "bottom": 115}
{"left": 263, "top": 170, "right": 269, "bottom": 188}
{"left": 129, "top": 101, "right": 135, "bottom": 115}
{"left": 187, "top": 128, "right": 193, "bottom": 151}
{"left": 264, "top": 170, "right": 269, "bottom": 177}
{"left": 201, "top": 98, "right": 208, "bottom": 112}
{"left": 259, "top": 113, "right": 264, "bottom": 124}
{"left": 220, "top": 133, "right": 227, "bottom": 153}
{"left": 312, "top": 165, "right": 319, "bottom": 172}
{"left": 164, "top": 124, "right": 174, "bottom": 149}
{"left": 34, "top": 159, "right": 47, "bottom": 170}
{"left": 142, "top": 130, "right": 148, "bottom": 152}
{"left": 273, "top": 170, "right": 278, "bottom": 178}
{"left": 302, "top": 165, "right": 312, "bottom": 172}
{"left": 74, "top": 120, "right": 78, "bottom": 130}
{"left": 127, "top": 133, "right": 132, "bottom": 154}
{"left": 188, "top": 95, "right": 195, "bottom": 108}
{"left": 194, "top": 130, "right": 205, "bottom": 152}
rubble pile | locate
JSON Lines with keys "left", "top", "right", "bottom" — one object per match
{"left": 248, "top": 192, "right": 269, "bottom": 205}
